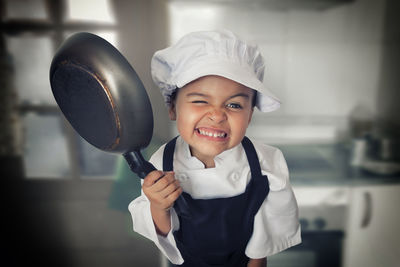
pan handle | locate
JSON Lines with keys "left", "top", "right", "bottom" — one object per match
{"left": 123, "top": 151, "right": 191, "bottom": 218}
{"left": 123, "top": 151, "right": 156, "bottom": 179}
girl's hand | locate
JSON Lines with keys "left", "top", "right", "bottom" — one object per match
{"left": 143, "top": 170, "right": 182, "bottom": 211}
{"left": 142, "top": 170, "right": 182, "bottom": 236}
{"left": 247, "top": 257, "right": 267, "bottom": 267}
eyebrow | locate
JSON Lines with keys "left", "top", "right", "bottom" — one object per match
{"left": 186, "top": 92, "right": 209, "bottom": 98}
{"left": 228, "top": 93, "right": 251, "bottom": 100}
{"left": 185, "top": 92, "right": 250, "bottom": 100}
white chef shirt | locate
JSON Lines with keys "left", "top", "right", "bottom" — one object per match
{"left": 128, "top": 136, "right": 301, "bottom": 264}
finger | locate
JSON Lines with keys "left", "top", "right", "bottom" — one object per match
{"left": 143, "top": 170, "right": 165, "bottom": 187}
{"left": 152, "top": 174, "right": 176, "bottom": 192}
{"left": 165, "top": 186, "right": 183, "bottom": 203}
{"left": 161, "top": 186, "right": 183, "bottom": 211}
{"left": 159, "top": 180, "right": 181, "bottom": 198}
{"left": 154, "top": 171, "right": 175, "bottom": 184}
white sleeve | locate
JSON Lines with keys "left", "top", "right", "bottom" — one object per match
{"left": 128, "top": 145, "right": 184, "bottom": 265}
{"left": 245, "top": 146, "right": 302, "bottom": 259}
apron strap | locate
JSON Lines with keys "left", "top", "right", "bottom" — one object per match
{"left": 241, "top": 136, "right": 263, "bottom": 178}
{"left": 163, "top": 136, "right": 178, "bottom": 171}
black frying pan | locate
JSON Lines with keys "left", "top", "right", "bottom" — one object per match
{"left": 49, "top": 32, "right": 188, "bottom": 217}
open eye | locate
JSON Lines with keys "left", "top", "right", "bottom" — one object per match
{"left": 226, "top": 103, "right": 243, "bottom": 109}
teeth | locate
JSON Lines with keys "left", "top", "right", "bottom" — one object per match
{"left": 198, "top": 129, "right": 226, "bottom": 138}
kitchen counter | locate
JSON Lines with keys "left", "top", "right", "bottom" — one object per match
{"left": 277, "top": 143, "right": 400, "bottom": 187}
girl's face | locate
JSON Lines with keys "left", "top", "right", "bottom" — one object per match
{"left": 169, "top": 75, "right": 254, "bottom": 168}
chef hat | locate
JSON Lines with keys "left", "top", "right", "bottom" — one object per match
{"left": 151, "top": 30, "right": 280, "bottom": 112}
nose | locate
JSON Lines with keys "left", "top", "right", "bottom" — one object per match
{"left": 208, "top": 108, "right": 227, "bottom": 123}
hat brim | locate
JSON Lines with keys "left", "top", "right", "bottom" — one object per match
{"left": 174, "top": 58, "right": 281, "bottom": 112}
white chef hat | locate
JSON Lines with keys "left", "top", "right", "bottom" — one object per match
{"left": 151, "top": 30, "right": 280, "bottom": 112}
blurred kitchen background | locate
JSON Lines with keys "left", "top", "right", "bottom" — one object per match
{"left": 1, "top": 0, "right": 399, "bottom": 266}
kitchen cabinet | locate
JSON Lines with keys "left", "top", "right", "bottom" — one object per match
{"left": 342, "top": 183, "right": 400, "bottom": 267}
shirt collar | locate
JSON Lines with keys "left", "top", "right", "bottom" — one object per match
{"left": 177, "top": 136, "right": 244, "bottom": 169}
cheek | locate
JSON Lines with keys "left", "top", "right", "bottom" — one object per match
{"left": 175, "top": 105, "right": 198, "bottom": 131}
{"left": 231, "top": 112, "right": 252, "bottom": 134}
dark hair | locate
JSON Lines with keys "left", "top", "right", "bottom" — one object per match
{"left": 169, "top": 88, "right": 179, "bottom": 105}
{"left": 170, "top": 88, "right": 257, "bottom": 107}
{"left": 251, "top": 90, "right": 257, "bottom": 107}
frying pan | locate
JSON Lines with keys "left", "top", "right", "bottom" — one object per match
{"left": 49, "top": 32, "right": 188, "bottom": 217}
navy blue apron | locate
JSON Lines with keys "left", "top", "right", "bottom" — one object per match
{"left": 163, "top": 136, "right": 270, "bottom": 267}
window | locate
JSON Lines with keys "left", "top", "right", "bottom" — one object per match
{"left": 2, "top": 0, "right": 120, "bottom": 179}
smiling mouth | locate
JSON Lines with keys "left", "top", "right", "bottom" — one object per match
{"left": 196, "top": 128, "right": 228, "bottom": 139}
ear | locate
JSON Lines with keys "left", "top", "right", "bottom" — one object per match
{"left": 168, "top": 103, "right": 177, "bottom": 121}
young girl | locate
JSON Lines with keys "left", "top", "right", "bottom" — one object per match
{"left": 129, "top": 30, "right": 301, "bottom": 267}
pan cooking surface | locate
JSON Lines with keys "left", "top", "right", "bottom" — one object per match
{"left": 51, "top": 63, "right": 120, "bottom": 150}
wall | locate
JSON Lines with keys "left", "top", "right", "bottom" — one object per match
{"left": 113, "top": 0, "right": 172, "bottom": 143}
{"left": 167, "top": 0, "right": 388, "bottom": 144}
{"left": 376, "top": 0, "right": 400, "bottom": 134}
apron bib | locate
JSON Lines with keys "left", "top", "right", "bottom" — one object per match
{"left": 163, "top": 137, "right": 270, "bottom": 267}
